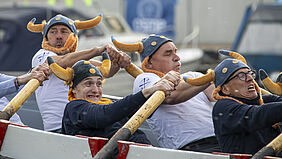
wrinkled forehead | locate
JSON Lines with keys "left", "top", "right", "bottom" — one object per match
{"left": 152, "top": 41, "right": 176, "bottom": 55}
{"left": 48, "top": 24, "right": 72, "bottom": 31}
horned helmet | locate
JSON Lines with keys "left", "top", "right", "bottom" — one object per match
{"left": 111, "top": 34, "right": 172, "bottom": 77}
{"left": 47, "top": 52, "right": 111, "bottom": 104}
{"left": 184, "top": 50, "right": 264, "bottom": 105}
{"left": 27, "top": 14, "right": 102, "bottom": 54}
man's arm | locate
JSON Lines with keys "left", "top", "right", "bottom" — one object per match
{"left": 49, "top": 45, "right": 108, "bottom": 68}
{"left": 90, "top": 49, "right": 131, "bottom": 78}
{"left": 164, "top": 81, "right": 210, "bottom": 104}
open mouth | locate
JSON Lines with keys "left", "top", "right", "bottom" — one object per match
{"left": 248, "top": 84, "right": 255, "bottom": 91}
{"left": 56, "top": 43, "right": 63, "bottom": 48}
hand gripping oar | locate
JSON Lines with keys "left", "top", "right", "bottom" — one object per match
{"left": 93, "top": 91, "right": 165, "bottom": 159}
{"left": 93, "top": 63, "right": 165, "bottom": 159}
{"left": 251, "top": 133, "right": 282, "bottom": 159}
{"left": 0, "top": 79, "right": 40, "bottom": 120}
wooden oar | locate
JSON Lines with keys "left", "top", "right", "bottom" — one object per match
{"left": 0, "top": 79, "right": 40, "bottom": 120}
{"left": 93, "top": 63, "right": 166, "bottom": 159}
{"left": 251, "top": 133, "right": 282, "bottom": 159}
{"left": 125, "top": 63, "right": 143, "bottom": 78}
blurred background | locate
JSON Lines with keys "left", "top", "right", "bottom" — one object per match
{"left": 0, "top": 0, "right": 281, "bottom": 132}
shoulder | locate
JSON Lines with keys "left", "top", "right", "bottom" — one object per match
{"left": 66, "top": 99, "right": 91, "bottom": 109}
{"left": 181, "top": 71, "right": 204, "bottom": 79}
{"left": 214, "top": 98, "right": 239, "bottom": 110}
{"left": 262, "top": 94, "right": 282, "bottom": 102}
{"left": 32, "top": 49, "right": 57, "bottom": 67}
{"left": 136, "top": 72, "right": 160, "bottom": 80}
{"left": 133, "top": 73, "right": 160, "bottom": 93}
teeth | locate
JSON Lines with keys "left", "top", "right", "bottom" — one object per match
{"left": 248, "top": 85, "right": 254, "bottom": 89}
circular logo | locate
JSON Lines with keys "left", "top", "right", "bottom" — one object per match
{"left": 232, "top": 60, "right": 239, "bottom": 64}
{"left": 89, "top": 68, "right": 96, "bottom": 74}
{"left": 222, "top": 68, "right": 228, "bottom": 73}
{"left": 68, "top": 21, "right": 73, "bottom": 26}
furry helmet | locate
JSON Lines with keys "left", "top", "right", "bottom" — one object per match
{"left": 27, "top": 14, "right": 102, "bottom": 54}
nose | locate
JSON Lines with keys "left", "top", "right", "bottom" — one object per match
{"left": 91, "top": 84, "right": 99, "bottom": 93}
{"left": 174, "top": 53, "right": 180, "bottom": 62}
{"left": 246, "top": 73, "right": 254, "bottom": 81}
{"left": 55, "top": 32, "right": 63, "bottom": 39}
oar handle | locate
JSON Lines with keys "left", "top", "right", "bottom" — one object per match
{"left": 0, "top": 79, "right": 40, "bottom": 120}
{"left": 123, "top": 91, "right": 165, "bottom": 133}
{"left": 251, "top": 133, "right": 282, "bottom": 159}
{"left": 125, "top": 63, "right": 143, "bottom": 78}
{"left": 93, "top": 91, "right": 165, "bottom": 159}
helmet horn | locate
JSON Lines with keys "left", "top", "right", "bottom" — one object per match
{"left": 74, "top": 14, "right": 102, "bottom": 30}
{"left": 183, "top": 69, "right": 215, "bottom": 86}
{"left": 27, "top": 18, "right": 46, "bottom": 33}
{"left": 97, "top": 51, "right": 111, "bottom": 77}
{"left": 259, "top": 69, "right": 282, "bottom": 96}
{"left": 218, "top": 50, "right": 247, "bottom": 64}
{"left": 111, "top": 36, "right": 143, "bottom": 53}
{"left": 47, "top": 57, "right": 74, "bottom": 85}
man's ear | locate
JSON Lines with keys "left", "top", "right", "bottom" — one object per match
{"left": 72, "top": 87, "right": 77, "bottom": 96}
{"left": 221, "top": 84, "right": 231, "bottom": 95}
{"left": 146, "top": 60, "right": 153, "bottom": 69}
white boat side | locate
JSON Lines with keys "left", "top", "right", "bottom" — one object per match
{"left": 0, "top": 120, "right": 231, "bottom": 159}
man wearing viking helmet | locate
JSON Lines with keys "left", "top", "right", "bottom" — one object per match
{"left": 112, "top": 35, "right": 220, "bottom": 152}
{"left": 185, "top": 50, "right": 282, "bottom": 156}
{"left": 47, "top": 56, "right": 179, "bottom": 151}
{"left": 27, "top": 14, "right": 131, "bottom": 133}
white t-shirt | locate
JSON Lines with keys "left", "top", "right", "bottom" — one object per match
{"left": 133, "top": 72, "right": 215, "bottom": 149}
{"left": 32, "top": 49, "right": 69, "bottom": 131}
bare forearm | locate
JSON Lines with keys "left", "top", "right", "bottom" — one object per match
{"left": 164, "top": 81, "right": 210, "bottom": 104}
{"left": 50, "top": 48, "right": 102, "bottom": 68}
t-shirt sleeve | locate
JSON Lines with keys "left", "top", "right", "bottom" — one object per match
{"left": 133, "top": 73, "right": 161, "bottom": 94}
{"left": 32, "top": 50, "right": 57, "bottom": 68}
{"left": 0, "top": 74, "right": 17, "bottom": 98}
{"left": 181, "top": 71, "right": 204, "bottom": 79}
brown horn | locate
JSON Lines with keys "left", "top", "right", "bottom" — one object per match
{"left": 218, "top": 50, "right": 247, "bottom": 64}
{"left": 74, "top": 14, "right": 102, "bottom": 30}
{"left": 27, "top": 18, "right": 45, "bottom": 33}
{"left": 184, "top": 69, "right": 215, "bottom": 86}
{"left": 97, "top": 52, "right": 111, "bottom": 78}
{"left": 111, "top": 36, "right": 144, "bottom": 53}
{"left": 47, "top": 57, "right": 74, "bottom": 85}
{"left": 260, "top": 69, "right": 282, "bottom": 96}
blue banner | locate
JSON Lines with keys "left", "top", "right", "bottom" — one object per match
{"left": 125, "top": 0, "right": 176, "bottom": 39}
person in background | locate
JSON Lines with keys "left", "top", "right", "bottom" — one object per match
{"left": 0, "top": 64, "right": 50, "bottom": 124}
{"left": 27, "top": 14, "right": 130, "bottom": 133}
{"left": 112, "top": 34, "right": 220, "bottom": 153}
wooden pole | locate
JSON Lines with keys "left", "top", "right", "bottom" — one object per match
{"left": 93, "top": 63, "right": 166, "bottom": 158}
{"left": 93, "top": 91, "right": 165, "bottom": 159}
{"left": 251, "top": 133, "right": 282, "bottom": 159}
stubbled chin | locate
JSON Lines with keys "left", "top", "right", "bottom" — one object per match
{"left": 246, "top": 91, "right": 258, "bottom": 100}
